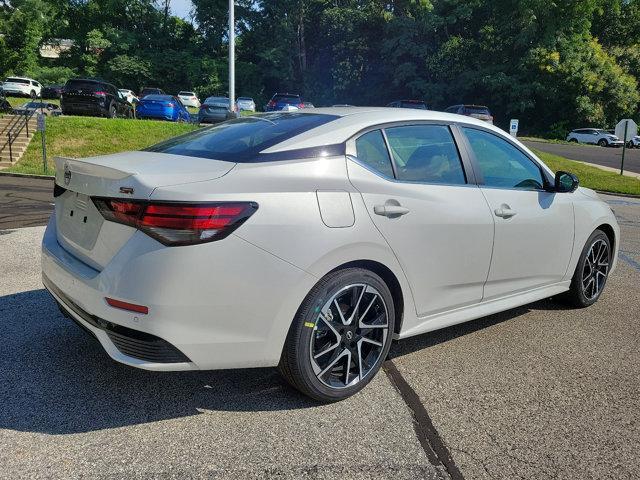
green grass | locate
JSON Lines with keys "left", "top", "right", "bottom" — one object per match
{"left": 533, "top": 149, "right": 640, "bottom": 195}
{"left": 5, "top": 96, "right": 60, "bottom": 108}
{"left": 6, "top": 116, "right": 198, "bottom": 176}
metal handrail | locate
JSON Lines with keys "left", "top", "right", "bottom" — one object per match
{"left": 1, "top": 105, "right": 38, "bottom": 163}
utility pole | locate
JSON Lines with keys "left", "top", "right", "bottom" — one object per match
{"left": 228, "top": 0, "right": 235, "bottom": 114}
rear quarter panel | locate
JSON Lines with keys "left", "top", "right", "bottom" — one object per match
{"left": 150, "top": 155, "right": 419, "bottom": 354}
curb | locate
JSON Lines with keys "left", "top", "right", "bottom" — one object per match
{"left": 596, "top": 190, "right": 640, "bottom": 199}
{"left": 0, "top": 171, "right": 54, "bottom": 180}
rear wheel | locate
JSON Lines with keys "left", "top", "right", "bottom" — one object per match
{"left": 30, "top": 90, "right": 36, "bottom": 99}
{"left": 107, "top": 104, "right": 117, "bottom": 118}
{"left": 598, "top": 139, "right": 608, "bottom": 147}
{"left": 561, "top": 229, "right": 611, "bottom": 308}
{"left": 279, "top": 268, "right": 395, "bottom": 402}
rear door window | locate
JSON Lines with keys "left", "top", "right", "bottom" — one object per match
{"left": 146, "top": 112, "right": 339, "bottom": 162}
{"left": 384, "top": 125, "right": 466, "bottom": 184}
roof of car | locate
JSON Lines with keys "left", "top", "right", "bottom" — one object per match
{"left": 258, "top": 107, "right": 504, "bottom": 153}
{"left": 5, "top": 76, "right": 34, "bottom": 81}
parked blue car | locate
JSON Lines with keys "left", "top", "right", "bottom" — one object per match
{"left": 265, "top": 93, "right": 305, "bottom": 111}
{"left": 136, "top": 95, "right": 191, "bottom": 122}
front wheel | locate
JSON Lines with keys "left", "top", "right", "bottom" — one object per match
{"left": 279, "top": 268, "right": 395, "bottom": 402}
{"left": 598, "top": 139, "right": 608, "bottom": 147}
{"left": 561, "top": 230, "right": 611, "bottom": 308}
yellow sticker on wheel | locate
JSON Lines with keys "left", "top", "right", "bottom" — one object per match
{"left": 304, "top": 322, "right": 315, "bottom": 328}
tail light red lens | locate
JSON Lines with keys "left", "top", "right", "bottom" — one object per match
{"left": 298, "top": 103, "right": 304, "bottom": 108}
{"left": 92, "top": 199, "right": 258, "bottom": 246}
{"left": 94, "top": 91, "right": 107, "bottom": 96}
{"left": 267, "top": 100, "right": 275, "bottom": 107}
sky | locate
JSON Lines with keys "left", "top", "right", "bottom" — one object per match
{"left": 171, "top": 0, "right": 193, "bottom": 20}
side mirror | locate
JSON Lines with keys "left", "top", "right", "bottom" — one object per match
{"left": 555, "top": 171, "right": 579, "bottom": 193}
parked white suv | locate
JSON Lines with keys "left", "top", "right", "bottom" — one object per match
{"left": 566, "top": 128, "right": 624, "bottom": 147}
{"left": 2, "top": 77, "right": 42, "bottom": 98}
{"left": 178, "top": 91, "right": 200, "bottom": 108}
{"left": 627, "top": 135, "right": 640, "bottom": 148}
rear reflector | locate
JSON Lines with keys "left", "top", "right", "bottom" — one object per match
{"left": 106, "top": 297, "right": 149, "bottom": 314}
{"left": 92, "top": 199, "right": 258, "bottom": 246}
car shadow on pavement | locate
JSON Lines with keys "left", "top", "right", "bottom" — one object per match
{"left": 0, "top": 289, "right": 319, "bottom": 435}
{"left": 1, "top": 289, "right": 572, "bottom": 435}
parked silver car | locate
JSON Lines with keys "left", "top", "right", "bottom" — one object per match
{"left": 236, "top": 97, "right": 256, "bottom": 112}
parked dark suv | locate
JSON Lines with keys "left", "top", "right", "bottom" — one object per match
{"left": 61, "top": 79, "right": 133, "bottom": 118}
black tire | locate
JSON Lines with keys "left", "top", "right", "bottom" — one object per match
{"left": 598, "top": 139, "right": 608, "bottom": 147}
{"left": 30, "top": 90, "right": 36, "bottom": 99}
{"left": 279, "top": 268, "right": 395, "bottom": 402}
{"left": 569, "top": 138, "right": 578, "bottom": 143}
{"left": 107, "top": 104, "right": 117, "bottom": 118}
{"left": 560, "top": 229, "right": 611, "bottom": 308}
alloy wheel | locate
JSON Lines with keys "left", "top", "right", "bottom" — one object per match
{"left": 581, "top": 239, "right": 609, "bottom": 300}
{"left": 309, "top": 283, "right": 389, "bottom": 389}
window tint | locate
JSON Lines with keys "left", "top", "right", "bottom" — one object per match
{"left": 273, "top": 94, "right": 301, "bottom": 103}
{"left": 384, "top": 125, "right": 466, "bottom": 184}
{"left": 355, "top": 130, "right": 394, "bottom": 178}
{"left": 6, "top": 78, "right": 30, "bottom": 84}
{"left": 463, "top": 127, "right": 544, "bottom": 190}
{"left": 463, "top": 106, "right": 491, "bottom": 115}
{"left": 146, "top": 113, "right": 338, "bottom": 162}
{"left": 399, "top": 101, "right": 427, "bottom": 110}
{"left": 65, "top": 80, "right": 103, "bottom": 92}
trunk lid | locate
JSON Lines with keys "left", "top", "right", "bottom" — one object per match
{"left": 53, "top": 152, "right": 236, "bottom": 269}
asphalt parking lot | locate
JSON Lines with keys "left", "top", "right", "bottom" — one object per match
{"left": 523, "top": 140, "right": 640, "bottom": 175}
{"left": 1, "top": 180, "right": 639, "bottom": 479}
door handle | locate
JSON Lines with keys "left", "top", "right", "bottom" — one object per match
{"left": 374, "top": 204, "right": 410, "bottom": 217}
{"left": 494, "top": 204, "right": 517, "bottom": 218}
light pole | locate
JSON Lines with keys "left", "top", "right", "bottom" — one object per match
{"left": 228, "top": 0, "right": 235, "bottom": 113}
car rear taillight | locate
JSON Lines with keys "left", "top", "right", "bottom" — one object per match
{"left": 267, "top": 100, "right": 275, "bottom": 107}
{"left": 92, "top": 199, "right": 258, "bottom": 246}
{"left": 94, "top": 91, "right": 107, "bottom": 96}
{"left": 298, "top": 103, "right": 304, "bottom": 108}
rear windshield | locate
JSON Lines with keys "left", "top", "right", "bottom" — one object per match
{"left": 273, "top": 95, "right": 301, "bottom": 103}
{"left": 145, "top": 113, "right": 338, "bottom": 162}
{"left": 237, "top": 97, "right": 253, "bottom": 101}
{"left": 204, "top": 97, "right": 229, "bottom": 105}
{"left": 463, "top": 106, "right": 491, "bottom": 115}
{"left": 143, "top": 95, "right": 173, "bottom": 101}
{"left": 179, "top": 91, "right": 195, "bottom": 95}
{"left": 400, "top": 101, "right": 427, "bottom": 109}
{"left": 5, "top": 78, "right": 30, "bottom": 84}
{"left": 65, "top": 80, "right": 103, "bottom": 92}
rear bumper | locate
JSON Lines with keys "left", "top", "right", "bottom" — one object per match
{"left": 3, "top": 87, "right": 30, "bottom": 96}
{"left": 61, "top": 102, "right": 106, "bottom": 116}
{"left": 41, "top": 213, "right": 316, "bottom": 371}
